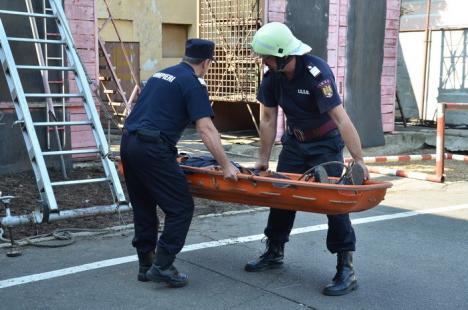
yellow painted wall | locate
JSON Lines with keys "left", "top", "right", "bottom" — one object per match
{"left": 97, "top": 0, "right": 198, "bottom": 81}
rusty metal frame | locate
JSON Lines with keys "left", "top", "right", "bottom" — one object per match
{"left": 199, "top": 0, "right": 263, "bottom": 133}
{"left": 96, "top": 0, "right": 141, "bottom": 129}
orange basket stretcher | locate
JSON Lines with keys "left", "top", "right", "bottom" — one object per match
{"left": 181, "top": 165, "right": 392, "bottom": 215}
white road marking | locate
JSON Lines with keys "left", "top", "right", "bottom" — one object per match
{"left": 1, "top": 203, "right": 467, "bottom": 289}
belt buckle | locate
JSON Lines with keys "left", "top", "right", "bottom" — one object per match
{"left": 293, "top": 128, "right": 305, "bottom": 142}
{"left": 309, "top": 127, "right": 320, "bottom": 139}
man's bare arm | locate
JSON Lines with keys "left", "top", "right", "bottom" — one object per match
{"left": 196, "top": 117, "right": 239, "bottom": 180}
{"left": 328, "top": 105, "right": 369, "bottom": 179}
{"left": 256, "top": 105, "right": 278, "bottom": 170}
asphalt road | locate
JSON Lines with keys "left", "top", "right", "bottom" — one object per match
{"left": 1, "top": 170, "right": 467, "bottom": 310}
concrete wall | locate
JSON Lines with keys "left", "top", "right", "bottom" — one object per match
{"left": 0, "top": 109, "right": 71, "bottom": 174}
{"left": 0, "top": 1, "right": 44, "bottom": 102}
{"left": 345, "top": 0, "right": 386, "bottom": 147}
{"left": 285, "top": 0, "right": 329, "bottom": 60}
{"left": 97, "top": 0, "right": 198, "bottom": 82}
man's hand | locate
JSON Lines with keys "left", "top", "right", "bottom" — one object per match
{"left": 254, "top": 160, "right": 269, "bottom": 171}
{"left": 222, "top": 162, "right": 240, "bottom": 181}
{"left": 355, "top": 160, "right": 370, "bottom": 180}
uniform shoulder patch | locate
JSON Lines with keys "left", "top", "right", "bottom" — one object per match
{"left": 198, "top": 77, "right": 207, "bottom": 87}
{"left": 307, "top": 65, "right": 321, "bottom": 78}
{"left": 317, "top": 79, "right": 334, "bottom": 98}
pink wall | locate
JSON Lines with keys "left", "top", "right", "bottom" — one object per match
{"left": 268, "top": 0, "right": 400, "bottom": 135}
{"left": 381, "top": 0, "right": 400, "bottom": 132}
{"left": 65, "top": 0, "right": 99, "bottom": 157}
{"left": 327, "top": 0, "right": 348, "bottom": 101}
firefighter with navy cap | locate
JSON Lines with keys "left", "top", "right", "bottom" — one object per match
{"left": 120, "top": 38, "right": 239, "bottom": 288}
{"left": 244, "top": 22, "right": 369, "bottom": 296}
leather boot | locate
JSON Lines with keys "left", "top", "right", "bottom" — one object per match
{"left": 145, "top": 247, "right": 188, "bottom": 288}
{"left": 137, "top": 250, "right": 155, "bottom": 282}
{"left": 322, "top": 251, "right": 358, "bottom": 296}
{"left": 244, "top": 239, "right": 284, "bottom": 272}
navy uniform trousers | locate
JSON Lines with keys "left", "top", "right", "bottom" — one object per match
{"left": 264, "top": 132, "right": 356, "bottom": 253}
{"left": 120, "top": 132, "right": 194, "bottom": 256}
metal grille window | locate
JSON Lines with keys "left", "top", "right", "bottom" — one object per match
{"left": 199, "top": 0, "right": 262, "bottom": 104}
{"left": 439, "top": 29, "right": 468, "bottom": 93}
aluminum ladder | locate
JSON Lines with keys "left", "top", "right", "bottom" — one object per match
{"left": 0, "top": 0, "right": 127, "bottom": 223}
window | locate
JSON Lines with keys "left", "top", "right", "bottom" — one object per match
{"left": 162, "top": 23, "right": 189, "bottom": 58}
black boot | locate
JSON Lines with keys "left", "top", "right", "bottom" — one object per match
{"left": 145, "top": 247, "right": 188, "bottom": 288}
{"left": 322, "top": 251, "right": 358, "bottom": 296}
{"left": 244, "top": 239, "right": 284, "bottom": 272}
{"left": 137, "top": 250, "right": 155, "bottom": 282}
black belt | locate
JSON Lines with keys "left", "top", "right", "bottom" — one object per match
{"left": 124, "top": 128, "right": 165, "bottom": 144}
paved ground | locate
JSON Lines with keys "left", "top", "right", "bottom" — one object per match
{"left": 1, "top": 127, "right": 467, "bottom": 309}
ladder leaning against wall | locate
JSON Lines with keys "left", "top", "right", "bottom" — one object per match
{"left": 0, "top": 0, "right": 128, "bottom": 225}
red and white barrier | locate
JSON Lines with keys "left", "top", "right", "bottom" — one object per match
{"left": 446, "top": 153, "right": 468, "bottom": 162}
{"left": 345, "top": 154, "right": 439, "bottom": 164}
{"left": 366, "top": 167, "right": 444, "bottom": 182}
{"left": 347, "top": 102, "right": 468, "bottom": 183}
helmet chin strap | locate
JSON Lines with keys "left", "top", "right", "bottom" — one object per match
{"left": 275, "top": 56, "right": 293, "bottom": 73}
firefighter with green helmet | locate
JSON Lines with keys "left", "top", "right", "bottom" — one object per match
{"left": 245, "top": 22, "right": 369, "bottom": 296}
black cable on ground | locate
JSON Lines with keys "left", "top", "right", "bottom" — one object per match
{"left": 0, "top": 227, "right": 122, "bottom": 248}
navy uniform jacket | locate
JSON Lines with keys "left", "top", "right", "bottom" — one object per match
{"left": 257, "top": 54, "right": 341, "bottom": 131}
{"left": 125, "top": 62, "right": 214, "bottom": 146}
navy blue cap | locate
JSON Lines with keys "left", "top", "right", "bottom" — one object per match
{"left": 185, "top": 38, "right": 216, "bottom": 60}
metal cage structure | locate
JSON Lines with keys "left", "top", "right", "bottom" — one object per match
{"left": 199, "top": 0, "right": 262, "bottom": 121}
{"left": 439, "top": 28, "right": 468, "bottom": 98}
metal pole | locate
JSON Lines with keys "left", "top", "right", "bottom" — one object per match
{"left": 420, "top": 0, "right": 432, "bottom": 121}
{"left": 435, "top": 102, "right": 446, "bottom": 178}
{"left": 1, "top": 204, "right": 132, "bottom": 227}
{"left": 367, "top": 166, "right": 443, "bottom": 183}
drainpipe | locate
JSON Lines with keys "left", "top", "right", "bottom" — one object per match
{"left": 420, "top": 0, "right": 432, "bottom": 121}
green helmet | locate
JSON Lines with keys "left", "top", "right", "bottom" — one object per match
{"left": 251, "top": 22, "right": 311, "bottom": 57}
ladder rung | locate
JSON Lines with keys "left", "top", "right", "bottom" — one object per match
{"left": 25, "top": 93, "right": 82, "bottom": 98}
{"left": 34, "top": 121, "right": 92, "bottom": 126}
{"left": 7, "top": 37, "right": 65, "bottom": 45}
{"left": 43, "top": 149, "right": 100, "bottom": 156}
{"left": 103, "top": 90, "right": 116, "bottom": 94}
{"left": 17, "top": 65, "right": 75, "bottom": 71}
{"left": 51, "top": 178, "right": 109, "bottom": 187}
{"left": 47, "top": 127, "right": 64, "bottom": 132}
{"left": 110, "top": 102, "right": 124, "bottom": 106}
{"left": 47, "top": 57, "right": 64, "bottom": 61}
{"left": 0, "top": 10, "right": 56, "bottom": 19}
{"left": 46, "top": 32, "right": 61, "bottom": 37}
{"left": 48, "top": 80, "right": 65, "bottom": 84}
